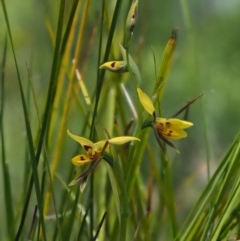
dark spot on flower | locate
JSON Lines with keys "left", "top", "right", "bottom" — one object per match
{"left": 168, "top": 130, "right": 173, "bottom": 136}
{"left": 80, "top": 156, "right": 86, "bottom": 160}
{"left": 111, "top": 62, "right": 116, "bottom": 68}
{"left": 166, "top": 122, "right": 171, "bottom": 128}
{"left": 84, "top": 145, "right": 91, "bottom": 151}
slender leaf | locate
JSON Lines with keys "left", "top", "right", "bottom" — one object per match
{"left": 0, "top": 34, "right": 15, "bottom": 241}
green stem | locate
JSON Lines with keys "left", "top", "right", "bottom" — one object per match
{"left": 126, "top": 128, "right": 150, "bottom": 196}
{"left": 164, "top": 159, "right": 178, "bottom": 237}
{"left": 112, "top": 158, "right": 129, "bottom": 241}
{"left": 89, "top": 1, "right": 123, "bottom": 237}
{"left": 125, "top": 46, "right": 137, "bottom": 88}
{"left": 0, "top": 35, "right": 15, "bottom": 241}
{"left": 179, "top": 0, "right": 210, "bottom": 180}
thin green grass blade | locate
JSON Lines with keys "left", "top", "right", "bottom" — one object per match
{"left": 1, "top": 1, "right": 47, "bottom": 240}
{"left": 28, "top": 205, "right": 38, "bottom": 240}
{"left": 111, "top": 156, "right": 129, "bottom": 241}
{"left": 93, "top": 211, "right": 107, "bottom": 240}
{"left": 0, "top": 35, "right": 15, "bottom": 241}
{"left": 77, "top": 201, "right": 91, "bottom": 241}
{"left": 200, "top": 137, "right": 240, "bottom": 241}
{"left": 16, "top": 176, "right": 36, "bottom": 240}
{"left": 211, "top": 171, "right": 240, "bottom": 240}
{"left": 95, "top": 124, "right": 121, "bottom": 223}
{"left": 218, "top": 201, "right": 240, "bottom": 240}
{"left": 89, "top": 0, "right": 104, "bottom": 139}
{"left": 13, "top": 1, "right": 67, "bottom": 238}
{"left": 52, "top": 167, "right": 74, "bottom": 241}
{"left": 176, "top": 144, "right": 232, "bottom": 239}
{"left": 35, "top": 0, "right": 66, "bottom": 165}
{"left": 59, "top": 0, "right": 80, "bottom": 58}
{"left": 63, "top": 188, "right": 80, "bottom": 240}
{"left": 105, "top": 163, "right": 121, "bottom": 222}
{"left": 95, "top": 124, "right": 128, "bottom": 240}
{"left": 88, "top": 0, "right": 123, "bottom": 238}
{"left": 43, "top": 150, "right": 63, "bottom": 241}
{"left": 177, "top": 133, "right": 240, "bottom": 241}
{"left": 43, "top": 0, "right": 86, "bottom": 215}
{"left": 90, "top": 0, "right": 123, "bottom": 137}
{"left": 179, "top": 0, "right": 211, "bottom": 181}
{"left": 48, "top": 0, "right": 81, "bottom": 143}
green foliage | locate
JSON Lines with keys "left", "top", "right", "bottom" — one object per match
{"left": 1, "top": 0, "right": 240, "bottom": 240}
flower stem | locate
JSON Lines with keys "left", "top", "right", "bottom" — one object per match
{"left": 164, "top": 159, "right": 178, "bottom": 237}
{"left": 112, "top": 158, "right": 129, "bottom": 241}
{"left": 126, "top": 128, "right": 150, "bottom": 196}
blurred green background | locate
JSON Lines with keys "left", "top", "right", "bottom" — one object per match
{"left": 1, "top": 0, "right": 240, "bottom": 239}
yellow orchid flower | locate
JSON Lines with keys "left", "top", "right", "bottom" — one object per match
{"left": 155, "top": 118, "right": 193, "bottom": 140}
{"left": 99, "top": 61, "right": 128, "bottom": 73}
{"left": 137, "top": 88, "right": 194, "bottom": 153}
{"left": 67, "top": 130, "right": 140, "bottom": 166}
{"left": 137, "top": 88, "right": 193, "bottom": 140}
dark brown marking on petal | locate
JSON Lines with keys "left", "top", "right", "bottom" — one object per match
{"left": 80, "top": 156, "right": 86, "bottom": 161}
{"left": 168, "top": 130, "right": 173, "bottom": 136}
{"left": 111, "top": 62, "right": 116, "bottom": 68}
{"left": 84, "top": 145, "right": 91, "bottom": 151}
{"left": 166, "top": 122, "right": 171, "bottom": 129}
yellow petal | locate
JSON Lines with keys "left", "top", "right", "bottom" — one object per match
{"left": 166, "top": 118, "right": 193, "bottom": 129}
{"left": 161, "top": 126, "right": 187, "bottom": 140}
{"left": 71, "top": 155, "right": 93, "bottom": 166}
{"left": 108, "top": 136, "right": 140, "bottom": 145}
{"left": 99, "top": 61, "right": 128, "bottom": 73}
{"left": 156, "top": 118, "right": 167, "bottom": 123}
{"left": 95, "top": 140, "right": 109, "bottom": 152}
{"left": 156, "top": 118, "right": 193, "bottom": 129}
{"left": 67, "top": 130, "right": 95, "bottom": 149}
{"left": 137, "top": 88, "right": 155, "bottom": 115}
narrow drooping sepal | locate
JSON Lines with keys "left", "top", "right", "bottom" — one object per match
{"left": 68, "top": 157, "right": 103, "bottom": 191}
{"left": 152, "top": 123, "right": 179, "bottom": 154}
